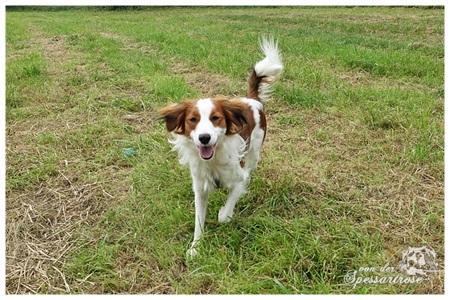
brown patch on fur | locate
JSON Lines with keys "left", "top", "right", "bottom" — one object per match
{"left": 246, "top": 68, "right": 264, "bottom": 100}
{"left": 213, "top": 97, "right": 267, "bottom": 143}
{"left": 159, "top": 100, "right": 192, "bottom": 135}
{"left": 213, "top": 98, "right": 249, "bottom": 136}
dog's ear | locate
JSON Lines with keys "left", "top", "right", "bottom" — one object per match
{"left": 221, "top": 100, "right": 248, "bottom": 135}
{"left": 159, "top": 102, "right": 188, "bottom": 134}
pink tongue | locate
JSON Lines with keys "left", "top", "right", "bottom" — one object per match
{"left": 199, "top": 145, "right": 215, "bottom": 159}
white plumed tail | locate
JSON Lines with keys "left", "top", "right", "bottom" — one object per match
{"left": 246, "top": 36, "right": 283, "bottom": 102}
{"left": 255, "top": 36, "right": 283, "bottom": 80}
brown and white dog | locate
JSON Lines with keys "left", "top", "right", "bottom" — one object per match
{"left": 160, "top": 37, "right": 283, "bottom": 256}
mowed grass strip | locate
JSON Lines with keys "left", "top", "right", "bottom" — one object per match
{"left": 5, "top": 7, "right": 443, "bottom": 294}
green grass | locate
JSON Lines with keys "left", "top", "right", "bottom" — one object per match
{"left": 5, "top": 7, "right": 444, "bottom": 294}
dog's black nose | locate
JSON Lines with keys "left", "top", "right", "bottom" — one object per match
{"left": 199, "top": 134, "right": 211, "bottom": 145}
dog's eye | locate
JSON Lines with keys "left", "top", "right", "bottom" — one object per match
{"left": 189, "top": 117, "right": 198, "bottom": 123}
{"left": 211, "top": 116, "right": 220, "bottom": 122}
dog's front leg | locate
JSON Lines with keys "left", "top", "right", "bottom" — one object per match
{"left": 187, "top": 181, "right": 208, "bottom": 257}
{"left": 218, "top": 180, "right": 246, "bottom": 224}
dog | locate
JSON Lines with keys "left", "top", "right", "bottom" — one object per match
{"left": 159, "top": 37, "right": 283, "bottom": 256}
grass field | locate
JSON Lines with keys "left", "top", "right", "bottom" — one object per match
{"left": 5, "top": 6, "right": 444, "bottom": 294}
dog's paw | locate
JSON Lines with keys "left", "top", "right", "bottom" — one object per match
{"left": 186, "top": 246, "right": 198, "bottom": 258}
{"left": 218, "top": 207, "right": 233, "bottom": 223}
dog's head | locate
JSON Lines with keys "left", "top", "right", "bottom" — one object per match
{"left": 160, "top": 98, "right": 248, "bottom": 160}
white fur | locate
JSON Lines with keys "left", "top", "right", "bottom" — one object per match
{"left": 254, "top": 36, "right": 283, "bottom": 101}
{"left": 190, "top": 99, "right": 224, "bottom": 150}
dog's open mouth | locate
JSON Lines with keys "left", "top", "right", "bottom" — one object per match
{"left": 198, "top": 145, "right": 216, "bottom": 160}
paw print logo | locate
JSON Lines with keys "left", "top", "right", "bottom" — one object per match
{"left": 398, "top": 246, "right": 438, "bottom": 278}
